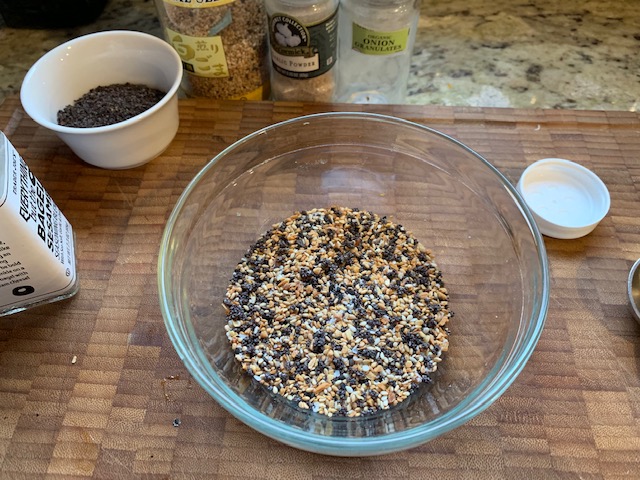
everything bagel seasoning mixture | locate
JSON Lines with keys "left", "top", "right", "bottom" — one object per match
{"left": 224, "top": 207, "right": 453, "bottom": 417}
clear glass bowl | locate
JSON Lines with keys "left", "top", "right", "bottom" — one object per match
{"left": 158, "top": 112, "right": 549, "bottom": 456}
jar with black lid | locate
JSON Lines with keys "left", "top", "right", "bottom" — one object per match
{"left": 264, "top": 0, "right": 339, "bottom": 102}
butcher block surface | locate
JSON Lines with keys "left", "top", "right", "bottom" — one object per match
{"left": 1, "top": 96, "right": 640, "bottom": 479}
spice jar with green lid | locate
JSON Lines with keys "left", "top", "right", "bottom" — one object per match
{"left": 264, "top": 0, "right": 339, "bottom": 102}
{"left": 154, "top": 0, "right": 270, "bottom": 100}
{"left": 337, "top": 0, "right": 420, "bottom": 104}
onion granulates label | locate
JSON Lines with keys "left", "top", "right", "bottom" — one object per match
{"left": 224, "top": 207, "right": 453, "bottom": 417}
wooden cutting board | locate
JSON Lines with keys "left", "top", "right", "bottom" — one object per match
{"left": 1, "top": 96, "right": 639, "bottom": 479}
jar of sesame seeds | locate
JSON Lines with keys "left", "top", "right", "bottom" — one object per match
{"left": 154, "top": 0, "right": 270, "bottom": 100}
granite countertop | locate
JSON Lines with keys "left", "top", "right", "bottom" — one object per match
{"left": 0, "top": 0, "right": 638, "bottom": 110}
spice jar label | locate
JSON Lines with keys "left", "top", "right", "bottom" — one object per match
{"left": 352, "top": 23, "right": 410, "bottom": 56}
{"left": 0, "top": 133, "right": 79, "bottom": 317}
{"left": 268, "top": 9, "right": 338, "bottom": 79}
{"left": 166, "top": 28, "right": 230, "bottom": 77}
{"left": 230, "top": 85, "right": 267, "bottom": 101}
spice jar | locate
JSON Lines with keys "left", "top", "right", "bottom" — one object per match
{"left": 337, "top": 0, "right": 420, "bottom": 104}
{"left": 154, "top": 0, "right": 270, "bottom": 99}
{"left": 0, "top": 132, "right": 79, "bottom": 317}
{"left": 264, "top": 0, "right": 339, "bottom": 102}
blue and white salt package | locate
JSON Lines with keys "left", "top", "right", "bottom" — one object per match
{"left": 0, "top": 132, "right": 79, "bottom": 316}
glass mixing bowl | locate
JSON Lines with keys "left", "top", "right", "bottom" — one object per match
{"left": 158, "top": 112, "right": 549, "bottom": 456}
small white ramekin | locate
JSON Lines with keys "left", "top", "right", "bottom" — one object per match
{"left": 20, "top": 30, "right": 183, "bottom": 169}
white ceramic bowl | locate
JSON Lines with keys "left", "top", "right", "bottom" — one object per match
{"left": 20, "top": 30, "right": 182, "bottom": 169}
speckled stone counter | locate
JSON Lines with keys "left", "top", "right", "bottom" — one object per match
{"left": 0, "top": 0, "right": 638, "bottom": 110}
{"left": 410, "top": 0, "right": 640, "bottom": 110}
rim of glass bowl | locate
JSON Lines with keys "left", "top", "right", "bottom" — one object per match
{"left": 158, "top": 111, "right": 550, "bottom": 456}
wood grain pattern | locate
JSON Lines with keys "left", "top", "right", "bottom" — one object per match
{"left": 1, "top": 96, "right": 640, "bottom": 479}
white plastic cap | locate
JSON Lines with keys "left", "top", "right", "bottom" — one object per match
{"left": 517, "top": 158, "right": 610, "bottom": 239}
